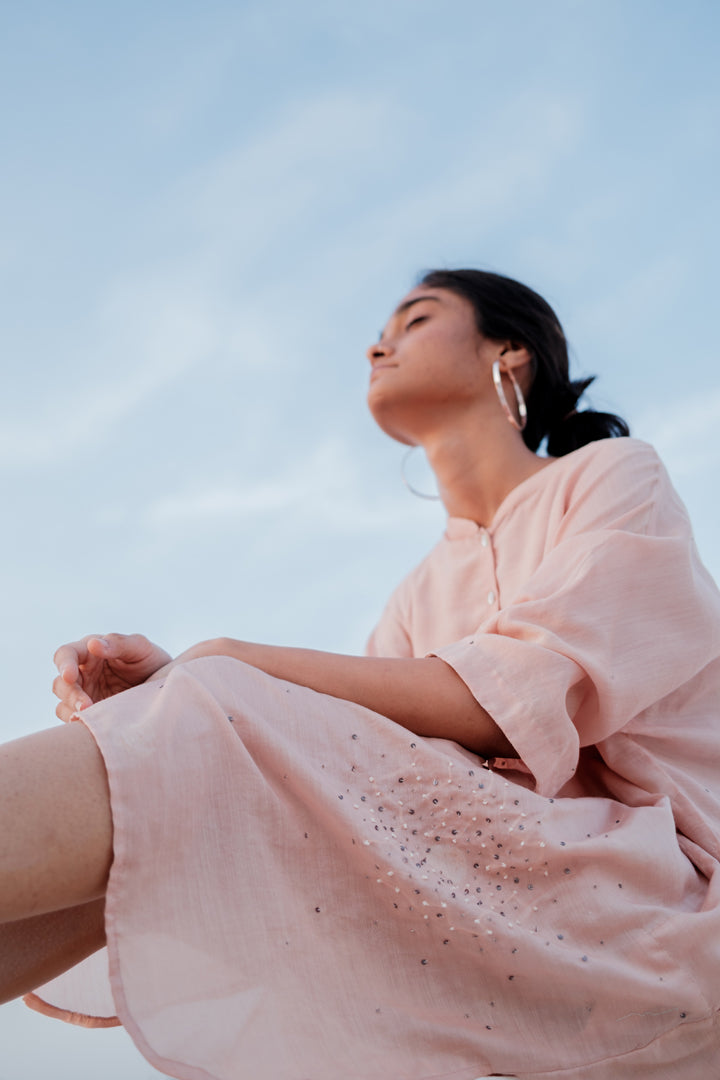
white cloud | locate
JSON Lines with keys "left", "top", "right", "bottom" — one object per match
{"left": 140, "top": 436, "right": 441, "bottom": 537}
{"left": 0, "top": 87, "right": 586, "bottom": 475}
{"left": 144, "top": 438, "right": 343, "bottom": 525}
{"left": 0, "top": 271, "right": 220, "bottom": 469}
{"left": 0, "top": 90, "right": 407, "bottom": 472}
{"left": 272, "top": 92, "right": 585, "bottom": 304}
{"left": 147, "top": 480, "right": 305, "bottom": 525}
{"left": 170, "top": 91, "right": 406, "bottom": 261}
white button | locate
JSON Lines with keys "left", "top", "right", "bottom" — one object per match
{"left": 480, "top": 531, "right": 489, "bottom": 547}
{"left": 487, "top": 590, "right": 496, "bottom": 605}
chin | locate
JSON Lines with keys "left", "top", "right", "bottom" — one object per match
{"left": 366, "top": 395, "right": 417, "bottom": 446}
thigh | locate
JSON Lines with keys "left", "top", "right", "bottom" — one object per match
{"left": 0, "top": 899, "right": 105, "bottom": 1005}
{"left": 0, "top": 721, "right": 113, "bottom": 923}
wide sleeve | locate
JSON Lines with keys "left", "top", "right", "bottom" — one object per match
{"left": 365, "top": 579, "right": 414, "bottom": 658}
{"left": 434, "top": 442, "right": 720, "bottom": 796}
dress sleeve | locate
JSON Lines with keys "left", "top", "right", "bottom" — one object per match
{"left": 365, "top": 581, "right": 414, "bottom": 658}
{"left": 434, "top": 442, "right": 720, "bottom": 796}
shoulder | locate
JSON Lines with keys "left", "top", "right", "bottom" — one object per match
{"left": 554, "top": 437, "right": 665, "bottom": 500}
{"left": 549, "top": 437, "right": 689, "bottom": 539}
{"left": 558, "top": 436, "right": 662, "bottom": 478}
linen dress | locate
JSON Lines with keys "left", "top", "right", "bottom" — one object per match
{"left": 27, "top": 437, "right": 720, "bottom": 1079}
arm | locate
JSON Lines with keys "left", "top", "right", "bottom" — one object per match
{"left": 165, "top": 638, "right": 517, "bottom": 759}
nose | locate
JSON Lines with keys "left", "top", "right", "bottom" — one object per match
{"left": 366, "top": 339, "right": 394, "bottom": 365}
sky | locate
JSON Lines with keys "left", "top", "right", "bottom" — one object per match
{"left": 1, "top": 0, "right": 719, "bottom": 1075}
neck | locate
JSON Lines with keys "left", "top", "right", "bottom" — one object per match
{"left": 422, "top": 416, "right": 552, "bottom": 526}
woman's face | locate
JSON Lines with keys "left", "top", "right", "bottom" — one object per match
{"left": 366, "top": 286, "right": 497, "bottom": 444}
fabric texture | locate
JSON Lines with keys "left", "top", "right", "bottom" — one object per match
{"left": 27, "top": 438, "right": 720, "bottom": 1079}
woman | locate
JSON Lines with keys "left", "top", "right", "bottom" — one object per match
{"left": 2, "top": 269, "right": 719, "bottom": 1079}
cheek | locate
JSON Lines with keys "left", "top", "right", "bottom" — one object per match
{"left": 425, "top": 330, "right": 486, "bottom": 392}
{"left": 405, "top": 326, "right": 470, "bottom": 377}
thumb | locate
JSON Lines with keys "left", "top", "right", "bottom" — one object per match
{"left": 91, "top": 633, "right": 153, "bottom": 663}
{"left": 87, "top": 636, "right": 112, "bottom": 657}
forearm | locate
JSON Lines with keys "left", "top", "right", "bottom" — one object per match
{"left": 177, "top": 639, "right": 515, "bottom": 758}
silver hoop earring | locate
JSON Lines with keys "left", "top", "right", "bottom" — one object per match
{"left": 400, "top": 447, "right": 441, "bottom": 501}
{"left": 492, "top": 360, "right": 527, "bottom": 432}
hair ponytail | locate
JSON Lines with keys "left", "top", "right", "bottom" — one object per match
{"left": 545, "top": 401, "right": 630, "bottom": 457}
{"left": 420, "top": 269, "right": 630, "bottom": 456}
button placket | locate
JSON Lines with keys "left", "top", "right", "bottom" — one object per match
{"left": 478, "top": 528, "right": 499, "bottom": 610}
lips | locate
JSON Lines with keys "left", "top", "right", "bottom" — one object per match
{"left": 369, "top": 363, "right": 398, "bottom": 382}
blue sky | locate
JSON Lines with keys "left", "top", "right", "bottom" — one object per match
{"left": 1, "top": 1, "right": 719, "bottom": 1075}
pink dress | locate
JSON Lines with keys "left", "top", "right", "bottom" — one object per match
{"left": 28, "top": 438, "right": 720, "bottom": 1079}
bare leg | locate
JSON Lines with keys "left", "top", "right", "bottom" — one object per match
{"left": 0, "top": 722, "right": 113, "bottom": 923}
{"left": 0, "top": 899, "right": 105, "bottom": 1005}
{"left": 0, "top": 722, "right": 112, "bottom": 1002}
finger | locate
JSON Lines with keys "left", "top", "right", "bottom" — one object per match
{"left": 91, "top": 633, "right": 150, "bottom": 663}
{"left": 59, "top": 657, "right": 79, "bottom": 684}
{"left": 52, "top": 674, "right": 93, "bottom": 712}
{"left": 53, "top": 640, "right": 91, "bottom": 682}
{"left": 56, "top": 701, "right": 90, "bottom": 723}
{"left": 56, "top": 701, "right": 76, "bottom": 723}
{"left": 53, "top": 673, "right": 78, "bottom": 702}
{"left": 86, "top": 636, "right": 112, "bottom": 658}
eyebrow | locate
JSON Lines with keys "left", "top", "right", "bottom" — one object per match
{"left": 378, "top": 295, "right": 442, "bottom": 341}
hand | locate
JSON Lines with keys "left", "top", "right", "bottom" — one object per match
{"left": 53, "top": 634, "right": 172, "bottom": 722}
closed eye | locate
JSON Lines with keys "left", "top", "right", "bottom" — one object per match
{"left": 406, "top": 315, "right": 427, "bottom": 330}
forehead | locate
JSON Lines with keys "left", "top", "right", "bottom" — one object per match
{"left": 379, "top": 286, "right": 471, "bottom": 339}
{"left": 393, "top": 285, "right": 449, "bottom": 313}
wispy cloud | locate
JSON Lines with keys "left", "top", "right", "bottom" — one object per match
{"left": 147, "top": 479, "right": 306, "bottom": 525}
{"left": 0, "top": 272, "right": 220, "bottom": 469}
{"left": 141, "top": 436, "right": 440, "bottom": 536}
{"left": 0, "top": 86, "right": 588, "bottom": 475}
{"left": 170, "top": 91, "right": 405, "bottom": 261}
{"left": 306, "top": 92, "right": 584, "bottom": 277}
{"left": 0, "top": 91, "right": 405, "bottom": 471}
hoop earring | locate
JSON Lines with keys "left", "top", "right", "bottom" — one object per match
{"left": 400, "top": 446, "right": 442, "bottom": 501}
{"left": 492, "top": 360, "right": 527, "bottom": 432}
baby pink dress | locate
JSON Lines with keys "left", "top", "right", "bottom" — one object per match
{"left": 27, "top": 438, "right": 720, "bottom": 1079}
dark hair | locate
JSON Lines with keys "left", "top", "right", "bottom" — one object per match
{"left": 420, "top": 269, "right": 629, "bottom": 456}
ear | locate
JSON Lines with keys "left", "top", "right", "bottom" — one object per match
{"left": 498, "top": 342, "right": 533, "bottom": 373}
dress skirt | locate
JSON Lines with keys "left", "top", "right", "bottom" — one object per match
{"left": 27, "top": 656, "right": 720, "bottom": 1080}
